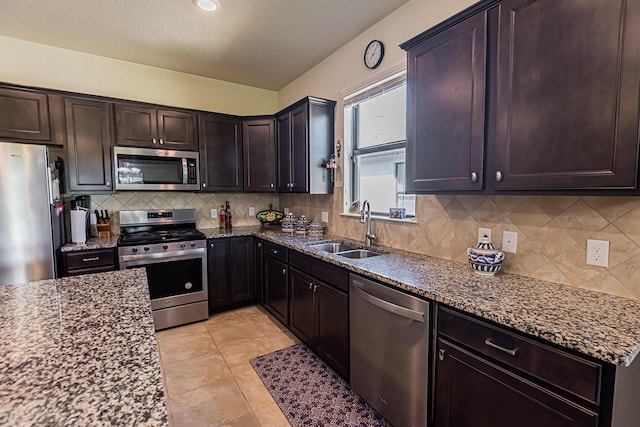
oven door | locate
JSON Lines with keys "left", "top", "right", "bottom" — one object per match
{"left": 119, "top": 247, "right": 208, "bottom": 310}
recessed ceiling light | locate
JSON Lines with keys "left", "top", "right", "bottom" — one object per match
{"left": 193, "top": 0, "right": 220, "bottom": 12}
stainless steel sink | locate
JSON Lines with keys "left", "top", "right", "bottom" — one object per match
{"left": 308, "top": 242, "right": 359, "bottom": 253}
{"left": 336, "top": 249, "right": 382, "bottom": 259}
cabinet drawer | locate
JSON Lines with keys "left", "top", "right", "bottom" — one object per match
{"left": 64, "top": 249, "right": 116, "bottom": 271}
{"left": 438, "top": 306, "right": 602, "bottom": 405}
{"left": 263, "top": 241, "right": 288, "bottom": 262}
{"left": 289, "top": 251, "right": 348, "bottom": 292}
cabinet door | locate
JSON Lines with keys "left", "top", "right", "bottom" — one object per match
{"left": 289, "top": 268, "right": 315, "bottom": 346}
{"left": 243, "top": 118, "right": 276, "bottom": 192}
{"left": 289, "top": 104, "right": 308, "bottom": 192}
{"left": 315, "top": 281, "right": 349, "bottom": 379}
{"left": 207, "top": 239, "right": 228, "bottom": 312}
{"left": 64, "top": 98, "right": 114, "bottom": 193}
{"left": 494, "top": 0, "right": 640, "bottom": 190}
{"left": 276, "top": 112, "right": 292, "bottom": 191}
{"left": 228, "top": 236, "right": 255, "bottom": 304}
{"left": 254, "top": 239, "right": 264, "bottom": 305}
{"left": 0, "top": 87, "right": 51, "bottom": 141}
{"left": 114, "top": 104, "right": 158, "bottom": 147}
{"left": 406, "top": 12, "right": 487, "bottom": 192}
{"left": 263, "top": 256, "right": 288, "bottom": 325}
{"left": 435, "top": 339, "right": 598, "bottom": 427}
{"left": 157, "top": 109, "right": 197, "bottom": 150}
{"left": 199, "top": 113, "right": 243, "bottom": 192}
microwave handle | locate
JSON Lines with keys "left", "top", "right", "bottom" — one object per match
{"left": 182, "top": 158, "right": 188, "bottom": 184}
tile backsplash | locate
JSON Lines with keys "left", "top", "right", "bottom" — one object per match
{"left": 89, "top": 192, "right": 279, "bottom": 232}
{"left": 282, "top": 193, "right": 640, "bottom": 301}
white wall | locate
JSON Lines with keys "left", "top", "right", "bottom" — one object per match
{"left": 0, "top": 36, "right": 277, "bottom": 116}
{"left": 277, "top": 0, "right": 478, "bottom": 141}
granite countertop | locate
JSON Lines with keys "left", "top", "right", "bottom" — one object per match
{"left": 201, "top": 227, "right": 640, "bottom": 368}
{"left": 0, "top": 269, "right": 168, "bottom": 426}
{"left": 61, "top": 236, "right": 119, "bottom": 252}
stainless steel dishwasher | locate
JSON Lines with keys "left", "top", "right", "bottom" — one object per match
{"left": 350, "top": 274, "right": 430, "bottom": 427}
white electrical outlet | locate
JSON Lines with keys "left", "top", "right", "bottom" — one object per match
{"left": 502, "top": 231, "right": 518, "bottom": 253}
{"left": 249, "top": 207, "right": 255, "bottom": 216}
{"left": 478, "top": 227, "right": 491, "bottom": 243}
{"left": 586, "top": 239, "right": 609, "bottom": 267}
{"left": 321, "top": 211, "right": 329, "bottom": 222}
{"left": 210, "top": 208, "right": 217, "bottom": 219}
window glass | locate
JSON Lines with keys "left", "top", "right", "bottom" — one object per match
{"left": 357, "top": 87, "right": 406, "bottom": 148}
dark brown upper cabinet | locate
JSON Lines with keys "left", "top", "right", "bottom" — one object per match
{"left": 243, "top": 117, "right": 276, "bottom": 192}
{"left": 492, "top": 0, "right": 640, "bottom": 191}
{"left": 115, "top": 103, "right": 197, "bottom": 150}
{"left": 275, "top": 97, "right": 336, "bottom": 194}
{"left": 64, "top": 97, "right": 114, "bottom": 193}
{"left": 402, "top": 0, "right": 640, "bottom": 194}
{"left": 404, "top": 12, "right": 487, "bottom": 192}
{"left": 0, "top": 86, "right": 65, "bottom": 146}
{"left": 199, "top": 113, "right": 243, "bottom": 192}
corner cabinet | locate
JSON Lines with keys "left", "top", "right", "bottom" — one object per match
{"left": 243, "top": 117, "right": 276, "bottom": 192}
{"left": 115, "top": 103, "right": 197, "bottom": 150}
{"left": 276, "top": 97, "right": 336, "bottom": 194}
{"left": 401, "top": 0, "right": 640, "bottom": 193}
{"left": 63, "top": 97, "right": 114, "bottom": 193}
{"left": 199, "top": 113, "right": 243, "bottom": 192}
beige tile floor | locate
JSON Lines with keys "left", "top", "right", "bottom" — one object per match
{"left": 155, "top": 305, "right": 298, "bottom": 427}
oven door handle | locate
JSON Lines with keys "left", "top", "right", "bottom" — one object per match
{"left": 119, "top": 248, "right": 205, "bottom": 267}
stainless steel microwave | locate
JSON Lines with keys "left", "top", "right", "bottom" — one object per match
{"left": 114, "top": 146, "right": 200, "bottom": 191}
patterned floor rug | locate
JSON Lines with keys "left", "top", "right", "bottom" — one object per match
{"left": 250, "top": 344, "right": 391, "bottom": 427}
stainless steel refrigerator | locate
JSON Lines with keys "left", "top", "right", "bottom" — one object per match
{"left": 0, "top": 142, "right": 65, "bottom": 285}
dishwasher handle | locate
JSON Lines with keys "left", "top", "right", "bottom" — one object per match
{"left": 352, "top": 282, "right": 425, "bottom": 323}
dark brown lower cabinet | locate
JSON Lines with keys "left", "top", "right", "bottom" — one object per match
{"left": 435, "top": 338, "right": 598, "bottom": 427}
{"left": 254, "top": 239, "right": 264, "bottom": 305}
{"left": 288, "top": 251, "right": 349, "bottom": 379}
{"left": 263, "top": 254, "right": 288, "bottom": 325}
{"left": 61, "top": 248, "right": 117, "bottom": 277}
{"left": 207, "top": 236, "right": 255, "bottom": 313}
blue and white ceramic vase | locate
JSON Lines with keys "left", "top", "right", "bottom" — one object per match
{"left": 467, "top": 236, "right": 505, "bottom": 276}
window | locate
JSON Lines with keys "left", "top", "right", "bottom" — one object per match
{"left": 344, "top": 74, "right": 415, "bottom": 218}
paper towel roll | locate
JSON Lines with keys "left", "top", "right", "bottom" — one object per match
{"left": 71, "top": 209, "right": 88, "bottom": 244}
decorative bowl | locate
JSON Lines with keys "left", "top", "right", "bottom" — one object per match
{"left": 256, "top": 208, "right": 284, "bottom": 225}
{"left": 467, "top": 236, "right": 505, "bottom": 276}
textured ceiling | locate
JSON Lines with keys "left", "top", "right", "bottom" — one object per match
{"left": 0, "top": 0, "right": 409, "bottom": 90}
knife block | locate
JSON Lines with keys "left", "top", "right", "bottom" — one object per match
{"left": 97, "top": 223, "right": 111, "bottom": 238}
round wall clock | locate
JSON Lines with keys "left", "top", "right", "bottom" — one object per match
{"left": 364, "top": 40, "right": 385, "bottom": 69}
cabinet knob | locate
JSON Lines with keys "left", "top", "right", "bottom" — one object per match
{"left": 257, "top": 242, "right": 262, "bottom": 248}
{"left": 210, "top": 243, "right": 214, "bottom": 248}
{"left": 471, "top": 172, "right": 478, "bottom": 182}
{"left": 496, "top": 171, "right": 503, "bottom": 182}
{"left": 270, "top": 183, "right": 274, "bottom": 188}
{"left": 282, "top": 268, "right": 287, "bottom": 276}
{"left": 106, "top": 181, "right": 111, "bottom": 186}
{"left": 202, "top": 183, "right": 207, "bottom": 188}
{"left": 273, "top": 250, "right": 278, "bottom": 254}
{"left": 438, "top": 348, "right": 445, "bottom": 361}
{"left": 160, "top": 138, "right": 164, "bottom": 145}
{"left": 313, "top": 285, "right": 317, "bottom": 293}
{"left": 152, "top": 138, "right": 157, "bottom": 144}
{"left": 309, "top": 282, "right": 313, "bottom": 290}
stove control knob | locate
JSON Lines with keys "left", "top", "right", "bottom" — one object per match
{"left": 184, "top": 282, "right": 193, "bottom": 290}
{"left": 144, "top": 246, "right": 150, "bottom": 252}
{"left": 132, "top": 248, "right": 138, "bottom": 253}
{"left": 180, "top": 243, "right": 186, "bottom": 249}
{"left": 190, "top": 242, "right": 196, "bottom": 248}
{"left": 162, "top": 245, "right": 168, "bottom": 250}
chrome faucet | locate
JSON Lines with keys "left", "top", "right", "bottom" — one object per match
{"left": 360, "top": 200, "right": 377, "bottom": 248}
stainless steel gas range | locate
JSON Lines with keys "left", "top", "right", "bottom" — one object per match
{"left": 118, "top": 209, "right": 208, "bottom": 330}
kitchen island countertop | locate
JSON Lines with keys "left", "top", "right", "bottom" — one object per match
{"left": 0, "top": 268, "right": 168, "bottom": 426}
{"left": 200, "top": 226, "right": 640, "bottom": 367}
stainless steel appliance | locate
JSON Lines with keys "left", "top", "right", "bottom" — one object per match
{"left": 114, "top": 146, "right": 200, "bottom": 191}
{"left": 350, "top": 274, "right": 431, "bottom": 427}
{"left": 118, "top": 209, "right": 208, "bottom": 330}
{"left": 0, "top": 142, "right": 66, "bottom": 285}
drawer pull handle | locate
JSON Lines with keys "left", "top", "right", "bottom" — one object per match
{"left": 485, "top": 338, "right": 518, "bottom": 356}
{"left": 438, "top": 348, "right": 445, "bottom": 361}
{"left": 282, "top": 268, "right": 287, "bottom": 276}
{"left": 82, "top": 257, "right": 100, "bottom": 262}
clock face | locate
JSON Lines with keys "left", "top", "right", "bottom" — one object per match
{"left": 364, "top": 40, "right": 384, "bottom": 69}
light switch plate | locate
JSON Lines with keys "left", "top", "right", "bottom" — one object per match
{"left": 478, "top": 227, "right": 491, "bottom": 243}
{"left": 322, "top": 211, "right": 329, "bottom": 222}
{"left": 586, "top": 239, "right": 609, "bottom": 267}
{"left": 210, "top": 208, "right": 217, "bottom": 219}
{"left": 502, "top": 231, "right": 518, "bottom": 253}
{"left": 249, "top": 207, "right": 255, "bottom": 216}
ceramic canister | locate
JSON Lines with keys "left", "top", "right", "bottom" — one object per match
{"left": 467, "top": 236, "right": 505, "bottom": 276}
{"left": 307, "top": 220, "right": 324, "bottom": 236}
{"left": 295, "top": 214, "right": 311, "bottom": 235}
{"left": 281, "top": 212, "right": 297, "bottom": 233}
